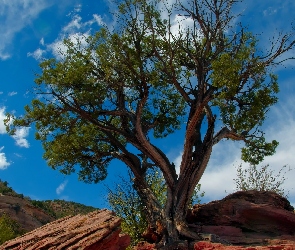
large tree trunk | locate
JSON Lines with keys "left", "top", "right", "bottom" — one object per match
{"left": 138, "top": 147, "right": 213, "bottom": 248}
{"left": 137, "top": 157, "right": 211, "bottom": 249}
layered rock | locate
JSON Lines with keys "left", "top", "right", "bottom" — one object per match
{"left": 0, "top": 209, "right": 130, "bottom": 250}
{"left": 187, "top": 190, "right": 295, "bottom": 246}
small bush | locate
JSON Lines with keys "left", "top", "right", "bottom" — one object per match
{"left": 234, "top": 164, "right": 292, "bottom": 197}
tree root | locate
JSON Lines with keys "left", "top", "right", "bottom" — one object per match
{"left": 176, "top": 221, "right": 203, "bottom": 241}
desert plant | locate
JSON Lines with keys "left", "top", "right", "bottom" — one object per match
{"left": 234, "top": 164, "right": 292, "bottom": 197}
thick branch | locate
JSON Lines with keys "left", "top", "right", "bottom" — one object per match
{"left": 134, "top": 84, "right": 176, "bottom": 189}
{"left": 179, "top": 88, "right": 214, "bottom": 175}
{"left": 213, "top": 126, "right": 246, "bottom": 145}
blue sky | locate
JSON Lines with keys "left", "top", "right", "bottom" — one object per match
{"left": 0, "top": 0, "right": 295, "bottom": 209}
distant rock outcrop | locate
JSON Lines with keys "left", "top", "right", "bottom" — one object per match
{"left": 0, "top": 190, "right": 98, "bottom": 235}
{"left": 0, "top": 195, "right": 55, "bottom": 232}
{"left": 0, "top": 209, "right": 130, "bottom": 250}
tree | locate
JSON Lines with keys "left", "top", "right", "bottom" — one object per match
{"left": 234, "top": 164, "right": 292, "bottom": 197}
{"left": 6, "top": 0, "right": 295, "bottom": 246}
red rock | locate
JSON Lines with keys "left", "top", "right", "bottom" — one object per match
{"left": 187, "top": 191, "right": 295, "bottom": 245}
{"left": 194, "top": 241, "right": 295, "bottom": 250}
{"left": 142, "top": 224, "right": 163, "bottom": 243}
{"left": 0, "top": 209, "right": 130, "bottom": 250}
{"left": 134, "top": 241, "right": 156, "bottom": 250}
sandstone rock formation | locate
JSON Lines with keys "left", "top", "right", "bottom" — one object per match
{"left": 0, "top": 209, "right": 130, "bottom": 250}
{"left": 138, "top": 191, "right": 295, "bottom": 249}
{"left": 187, "top": 190, "right": 295, "bottom": 246}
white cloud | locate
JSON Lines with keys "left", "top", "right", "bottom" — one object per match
{"left": 63, "top": 14, "right": 83, "bottom": 33}
{"left": 29, "top": 7, "right": 108, "bottom": 62}
{"left": 40, "top": 38, "right": 45, "bottom": 46}
{"left": 74, "top": 4, "right": 82, "bottom": 13}
{"left": 199, "top": 141, "right": 242, "bottom": 200}
{"left": 47, "top": 32, "right": 90, "bottom": 60}
{"left": 0, "top": 107, "right": 7, "bottom": 134}
{"left": 93, "top": 14, "right": 106, "bottom": 27}
{"left": 173, "top": 152, "right": 182, "bottom": 175}
{"left": 56, "top": 180, "right": 68, "bottom": 195}
{"left": 12, "top": 127, "right": 30, "bottom": 148}
{"left": 27, "top": 48, "right": 46, "bottom": 60}
{"left": 8, "top": 91, "right": 17, "bottom": 96}
{"left": 0, "top": 147, "right": 10, "bottom": 170}
{"left": 0, "top": 0, "right": 50, "bottom": 60}
{"left": 170, "top": 15, "right": 195, "bottom": 38}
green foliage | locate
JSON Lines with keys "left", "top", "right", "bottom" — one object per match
{"left": 0, "top": 180, "right": 24, "bottom": 199}
{"left": 30, "top": 199, "right": 98, "bottom": 219}
{"left": 30, "top": 200, "right": 57, "bottom": 218}
{"left": 107, "top": 171, "right": 154, "bottom": 246}
{"left": 211, "top": 32, "right": 279, "bottom": 165}
{"left": 233, "top": 164, "right": 292, "bottom": 197}
{"left": 0, "top": 213, "right": 24, "bottom": 244}
{"left": 108, "top": 168, "right": 204, "bottom": 246}
{"left": 189, "top": 184, "right": 205, "bottom": 208}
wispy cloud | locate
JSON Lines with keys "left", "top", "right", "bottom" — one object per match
{"left": 0, "top": 107, "right": 7, "bottom": 134}
{"left": 0, "top": 107, "right": 30, "bottom": 147}
{"left": 0, "top": 147, "right": 10, "bottom": 170}
{"left": 12, "top": 127, "right": 30, "bottom": 148}
{"left": 93, "top": 14, "right": 107, "bottom": 27}
{"left": 8, "top": 91, "right": 17, "bottom": 96}
{"left": 28, "top": 7, "right": 107, "bottom": 61}
{"left": 27, "top": 48, "right": 46, "bottom": 60}
{"left": 0, "top": 0, "right": 51, "bottom": 60}
{"left": 62, "top": 14, "right": 83, "bottom": 33}
{"left": 40, "top": 38, "right": 45, "bottom": 46}
{"left": 56, "top": 180, "right": 68, "bottom": 195}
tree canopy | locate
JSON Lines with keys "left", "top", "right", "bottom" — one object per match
{"left": 6, "top": 0, "right": 295, "bottom": 246}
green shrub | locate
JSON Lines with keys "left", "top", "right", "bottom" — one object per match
{"left": 108, "top": 168, "right": 204, "bottom": 247}
{"left": 234, "top": 164, "right": 292, "bottom": 197}
{"left": 0, "top": 213, "right": 24, "bottom": 244}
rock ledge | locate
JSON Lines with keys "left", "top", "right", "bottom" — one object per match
{"left": 0, "top": 209, "right": 130, "bottom": 250}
